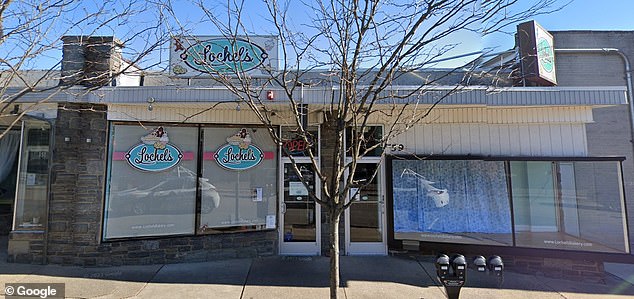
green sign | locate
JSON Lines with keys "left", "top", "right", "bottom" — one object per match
{"left": 537, "top": 37, "right": 554, "bottom": 73}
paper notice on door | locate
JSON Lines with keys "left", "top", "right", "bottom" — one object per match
{"left": 27, "top": 173, "right": 36, "bottom": 186}
{"left": 252, "top": 187, "right": 263, "bottom": 202}
{"left": 289, "top": 182, "right": 308, "bottom": 196}
{"left": 266, "top": 215, "right": 276, "bottom": 229}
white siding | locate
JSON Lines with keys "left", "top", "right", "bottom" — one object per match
{"left": 107, "top": 104, "right": 321, "bottom": 125}
{"left": 392, "top": 123, "right": 588, "bottom": 156}
{"left": 110, "top": 104, "right": 592, "bottom": 157}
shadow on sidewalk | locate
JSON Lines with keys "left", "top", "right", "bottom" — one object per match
{"left": 2, "top": 234, "right": 634, "bottom": 298}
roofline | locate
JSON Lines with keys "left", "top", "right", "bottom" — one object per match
{"left": 3, "top": 85, "right": 627, "bottom": 107}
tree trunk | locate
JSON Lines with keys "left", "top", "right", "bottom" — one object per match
{"left": 329, "top": 211, "right": 341, "bottom": 299}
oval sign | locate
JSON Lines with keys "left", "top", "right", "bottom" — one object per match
{"left": 126, "top": 144, "right": 183, "bottom": 172}
{"left": 180, "top": 38, "right": 268, "bottom": 74}
{"left": 537, "top": 37, "right": 554, "bottom": 73}
{"left": 214, "top": 144, "right": 264, "bottom": 171}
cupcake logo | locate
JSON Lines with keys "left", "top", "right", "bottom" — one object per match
{"left": 126, "top": 126, "right": 183, "bottom": 172}
{"left": 215, "top": 128, "right": 264, "bottom": 171}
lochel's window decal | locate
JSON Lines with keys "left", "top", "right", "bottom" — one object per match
{"left": 126, "top": 126, "right": 183, "bottom": 172}
{"left": 215, "top": 128, "right": 264, "bottom": 171}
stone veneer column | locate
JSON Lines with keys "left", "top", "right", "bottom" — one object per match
{"left": 46, "top": 103, "right": 108, "bottom": 266}
{"left": 319, "top": 114, "right": 346, "bottom": 255}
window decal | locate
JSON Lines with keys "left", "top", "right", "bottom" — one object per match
{"left": 214, "top": 128, "right": 264, "bottom": 170}
{"left": 126, "top": 126, "right": 183, "bottom": 172}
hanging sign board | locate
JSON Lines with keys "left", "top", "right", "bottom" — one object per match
{"left": 215, "top": 128, "right": 264, "bottom": 171}
{"left": 170, "top": 36, "right": 278, "bottom": 77}
{"left": 126, "top": 126, "right": 183, "bottom": 172}
{"left": 517, "top": 20, "right": 557, "bottom": 86}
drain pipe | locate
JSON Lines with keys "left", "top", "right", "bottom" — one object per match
{"left": 555, "top": 48, "right": 634, "bottom": 156}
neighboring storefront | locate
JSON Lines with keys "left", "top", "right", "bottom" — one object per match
{"left": 388, "top": 156, "right": 628, "bottom": 254}
{"left": 2, "top": 27, "right": 634, "bottom": 274}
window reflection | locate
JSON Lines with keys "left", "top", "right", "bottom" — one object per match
{"left": 104, "top": 125, "right": 197, "bottom": 239}
{"left": 511, "top": 161, "right": 627, "bottom": 253}
{"left": 282, "top": 163, "right": 316, "bottom": 242}
{"left": 391, "top": 158, "right": 629, "bottom": 254}
{"left": 13, "top": 121, "right": 50, "bottom": 231}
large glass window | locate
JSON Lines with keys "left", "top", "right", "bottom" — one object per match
{"left": 511, "top": 161, "right": 628, "bottom": 253}
{"left": 392, "top": 159, "right": 513, "bottom": 246}
{"left": 104, "top": 124, "right": 198, "bottom": 239}
{"left": 104, "top": 124, "right": 279, "bottom": 239}
{"left": 198, "top": 127, "right": 277, "bottom": 233}
{"left": 390, "top": 158, "right": 629, "bottom": 254}
{"left": 13, "top": 120, "right": 51, "bottom": 231}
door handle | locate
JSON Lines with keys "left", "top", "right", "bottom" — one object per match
{"left": 282, "top": 202, "right": 286, "bottom": 214}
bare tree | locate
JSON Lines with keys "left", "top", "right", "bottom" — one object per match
{"left": 163, "top": 0, "right": 563, "bottom": 298}
{"left": 0, "top": 0, "right": 167, "bottom": 139}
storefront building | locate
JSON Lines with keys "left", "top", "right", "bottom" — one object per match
{"left": 2, "top": 25, "right": 633, "bottom": 277}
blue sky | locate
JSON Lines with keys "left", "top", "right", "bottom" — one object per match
{"left": 6, "top": 0, "right": 634, "bottom": 70}
{"left": 535, "top": 0, "right": 634, "bottom": 31}
{"left": 485, "top": 0, "right": 634, "bottom": 51}
{"left": 145, "top": 0, "right": 634, "bottom": 69}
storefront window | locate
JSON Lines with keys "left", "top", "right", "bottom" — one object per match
{"left": 13, "top": 120, "right": 51, "bottom": 230}
{"left": 198, "top": 127, "right": 277, "bottom": 233}
{"left": 281, "top": 127, "right": 318, "bottom": 157}
{"left": 390, "top": 157, "right": 629, "bottom": 254}
{"left": 104, "top": 124, "right": 198, "bottom": 239}
{"left": 511, "top": 161, "right": 628, "bottom": 253}
{"left": 346, "top": 126, "right": 383, "bottom": 157}
{"left": 392, "top": 159, "right": 513, "bottom": 246}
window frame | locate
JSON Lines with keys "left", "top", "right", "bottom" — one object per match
{"left": 386, "top": 154, "right": 630, "bottom": 258}
{"left": 102, "top": 122, "right": 279, "bottom": 241}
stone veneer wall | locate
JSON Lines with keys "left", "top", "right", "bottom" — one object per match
{"left": 27, "top": 102, "right": 277, "bottom": 266}
{"left": 7, "top": 232, "right": 45, "bottom": 263}
{"left": 319, "top": 115, "right": 346, "bottom": 255}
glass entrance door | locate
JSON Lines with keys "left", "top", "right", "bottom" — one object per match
{"left": 279, "top": 162, "right": 320, "bottom": 255}
{"left": 345, "top": 161, "right": 386, "bottom": 255}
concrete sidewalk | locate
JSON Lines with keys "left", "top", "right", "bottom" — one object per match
{"left": 2, "top": 253, "right": 634, "bottom": 299}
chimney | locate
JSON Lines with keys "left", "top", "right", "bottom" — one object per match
{"left": 60, "top": 36, "right": 124, "bottom": 87}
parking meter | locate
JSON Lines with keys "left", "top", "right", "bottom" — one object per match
{"left": 488, "top": 255, "right": 504, "bottom": 287}
{"left": 451, "top": 254, "right": 467, "bottom": 280}
{"left": 435, "top": 254, "right": 450, "bottom": 279}
{"left": 473, "top": 255, "right": 487, "bottom": 272}
{"left": 488, "top": 255, "right": 504, "bottom": 276}
{"left": 435, "top": 253, "right": 465, "bottom": 299}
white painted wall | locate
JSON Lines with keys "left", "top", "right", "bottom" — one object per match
{"left": 386, "top": 106, "right": 592, "bottom": 157}
{"left": 389, "top": 123, "right": 587, "bottom": 156}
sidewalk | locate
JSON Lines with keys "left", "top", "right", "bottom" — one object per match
{"left": 2, "top": 252, "right": 634, "bottom": 299}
